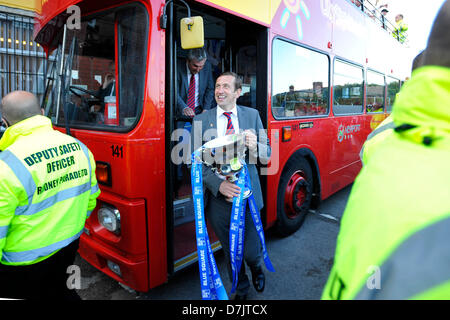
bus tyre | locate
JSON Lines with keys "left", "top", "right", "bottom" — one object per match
{"left": 276, "top": 156, "right": 313, "bottom": 237}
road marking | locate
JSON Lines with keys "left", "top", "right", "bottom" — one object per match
{"left": 319, "top": 213, "right": 339, "bottom": 222}
{"left": 309, "top": 210, "right": 340, "bottom": 223}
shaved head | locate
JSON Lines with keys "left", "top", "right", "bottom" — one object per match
{"left": 422, "top": 0, "right": 450, "bottom": 68}
{"left": 1, "top": 91, "right": 42, "bottom": 126}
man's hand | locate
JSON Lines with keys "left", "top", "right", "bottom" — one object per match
{"left": 243, "top": 130, "right": 257, "bottom": 152}
{"left": 183, "top": 107, "right": 195, "bottom": 118}
{"left": 219, "top": 180, "right": 241, "bottom": 202}
{"left": 103, "top": 73, "right": 115, "bottom": 89}
{"left": 90, "top": 105, "right": 102, "bottom": 113}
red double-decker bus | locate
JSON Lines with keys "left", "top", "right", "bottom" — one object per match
{"left": 34, "top": 0, "right": 409, "bottom": 292}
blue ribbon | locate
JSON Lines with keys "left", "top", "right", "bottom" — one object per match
{"left": 191, "top": 151, "right": 275, "bottom": 299}
{"left": 245, "top": 166, "right": 275, "bottom": 274}
{"left": 229, "top": 166, "right": 247, "bottom": 293}
{"left": 229, "top": 164, "right": 275, "bottom": 293}
{"left": 191, "top": 150, "right": 228, "bottom": 300}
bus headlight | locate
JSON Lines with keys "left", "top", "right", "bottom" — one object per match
{"left": 98, "top": 205, "right": 121, "bottom": 234}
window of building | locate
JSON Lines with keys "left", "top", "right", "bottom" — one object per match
{"left": 333, "top": 60, "right": 364, "bottom": 115}
{"left": 366, "top": 70, "right": 385, "bottom": 113}
{"left": 0, "top": 13, "right": 47, "bottom": 101}
{"left": 272, "top": 39, "right": 329, "bottom": 119}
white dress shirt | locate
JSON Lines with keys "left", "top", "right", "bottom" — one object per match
{"left": 216, "top": 105, "right": 239, "bottom": 137}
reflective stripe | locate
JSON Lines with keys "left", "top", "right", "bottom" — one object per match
{"left": 91, "top": 183, "right": 99, "bottom": 194}
{"left": 360, "top": 120, "right": 396, "bottom": 163}
{"left": 366, "top": 120, "right": 396, "bottom": 142}
{"left": 75, "top": 139, "right": 92, "bottom": 185}
{"left": 8, "top": 138, "right": 95, "bottom": 217}
{"left": 0, "top": 150, "right": 36, "bottom": 206}
{"left": 15, "top": 182, "right": 91, "bottom": 216}
{"left": 75, "top": 138, "right": 96, "bottom": 199}
{"left": 355, "top": 216, "right": 450, "bottom": 299}
{"left": 1, "top": 229, "right": 83, "bottom": 263}
{"left": 0, "top": 225, "right": 8, "bottom": 239}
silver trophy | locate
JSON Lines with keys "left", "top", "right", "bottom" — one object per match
{"left": 195, "top": 133, "right": 252, "bottom": 201}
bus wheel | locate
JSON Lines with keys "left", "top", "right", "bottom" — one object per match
{"left": 276, "top": 156, "right": 313, "bottom": 237}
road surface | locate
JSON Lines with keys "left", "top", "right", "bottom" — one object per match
{"left": 75, "top": 184, "right": 352, "bottom": 300}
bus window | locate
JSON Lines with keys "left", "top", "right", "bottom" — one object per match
{"left": 366, "top": 70, "right": 385, "bottom": 113}
{"left": 45, "top": 4, "right": 148, "bottom": 130}
{"left": 333, "top": 60, "right": 364, "bottom": 115}
{"left": 386, "top": 76, "right": 401, "bottom": 113}
{"left": 236, "top": 45, "right": 257, "bottom": 108}
{"left": 272, "top": 39, "right": 329, "bottom": 119}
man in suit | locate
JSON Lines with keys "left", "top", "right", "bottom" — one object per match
{"left": 191, "top": 72, "right": 271, "bottom": 300}
{"left": 177, "top": 48, "right": 215, "bottom": 118}
{"left": 176, "top": 48, "right": 215, "bottom": 188}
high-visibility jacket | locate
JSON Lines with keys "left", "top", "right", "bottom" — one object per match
{"left": 393, "top": 19, "right": 408, "bottom": 43}
{"left": 322, "top": 66, "right": 450, "bottom": 300}
{"left": 359, "top": 115, "right": 395, "bottom": 165}
{"left": 0, "top": 115, "right": 100, "bottom": 266}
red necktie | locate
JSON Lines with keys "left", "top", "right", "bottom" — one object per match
{"left": 187, "top": 74, "right": 196, "bottom": 111}
{"left": 223, "top": 112, "right": 235, "bottom": 135}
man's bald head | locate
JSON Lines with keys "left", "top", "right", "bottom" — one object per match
{"left": 422, "top": 0, "right": 450, "bottom": 68}
{"left": 1, "top": 91, "right": 42, "bottom": 126}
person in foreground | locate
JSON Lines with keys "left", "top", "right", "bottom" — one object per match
{"left": 0, "top": 91, "right": 100, "bottom": 300}
{"left": 322, "top": 0, "right": 450, "bottom": 300}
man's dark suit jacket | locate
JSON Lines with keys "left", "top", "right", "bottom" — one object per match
{"left": 177, "top": 58, "right": 215, "bottom": 117}
{"left": 191, "top": 105, "right": 271, "bottom": 211}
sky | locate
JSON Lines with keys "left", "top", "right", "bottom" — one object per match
{"left": 378, "top": 0, "right": 446, "bottom": 61}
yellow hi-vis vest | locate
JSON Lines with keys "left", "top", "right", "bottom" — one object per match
{"left": 322, "top": 66, "right": 450, "bottom": 300}
{"left": 393, "top": 20, "right": 408, "bottom": 43}
{"left": 0, "top": 115, "right": 100, "bottom": 266}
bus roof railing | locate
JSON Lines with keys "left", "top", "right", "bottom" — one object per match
{"left": 351, "top": 0, "right": 409, "bottom": 46}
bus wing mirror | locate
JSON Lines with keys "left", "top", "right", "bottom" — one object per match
{"left": 180, "top": 16, "right": 204, "bottom": 49}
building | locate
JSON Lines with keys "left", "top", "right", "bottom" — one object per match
{"left": 0, "top": 0, "right": 47, "bottom": 101}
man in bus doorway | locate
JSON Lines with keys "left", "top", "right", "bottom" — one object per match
{"left": 175, "top": 48, "right": 215, "bottom": 193}
{"left": 177, "top": 47, "right": 215, "bottom": 118}
{"left": 0, "top": 91, "right": 100, "bottom": 300}
{"left": 322, "top": 0, "right": 450, "bottom": 300}
{"left": 191, "top": 72, "right": 271, "bottom": 300}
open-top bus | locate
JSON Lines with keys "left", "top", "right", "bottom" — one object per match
{"left": 34, "top": 0, "right": 409, "bottom": 292}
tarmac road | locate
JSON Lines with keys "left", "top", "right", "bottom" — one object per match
{"left": 75, "top": 184, "right": 352, "bottom": 300}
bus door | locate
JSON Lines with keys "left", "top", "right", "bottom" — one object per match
{"left": 166, "top": 3, "right": 269, "bottom": 275}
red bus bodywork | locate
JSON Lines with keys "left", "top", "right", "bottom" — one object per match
{"left": 34, "top": 0, "right": 409, "bottom": 292}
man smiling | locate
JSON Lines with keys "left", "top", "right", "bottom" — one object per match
{"left": 191, "top": 72, "right": 271, "bottom": 300}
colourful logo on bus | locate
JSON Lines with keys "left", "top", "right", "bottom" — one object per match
{"left": 338, "top": 124, "right": 361, "bottom": 142}
{"left": 337, "top": 125, "right": 345, "bottom": 142}
{"left": 280, "top": 0, "right": 310, "bottom": 40}
{"left": 370, "top": 114, "right": 386, "bottom": 131}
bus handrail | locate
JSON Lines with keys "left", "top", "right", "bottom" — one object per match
{"left": 351, "top": 0, "right": 409, "bottom": 45}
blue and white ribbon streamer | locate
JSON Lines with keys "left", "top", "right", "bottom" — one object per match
{"left": 191, "top": 149, "right": 228, "bottom": 300}
{"left": 191, "top": 150, "right": 275, "bottom": 299}
{"left": 229, "top": 164, "right": 275, "bottom": 293}
{"left": 229, "top": 166, "right": 247, "bottom": 293}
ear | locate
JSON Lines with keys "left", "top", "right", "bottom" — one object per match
{"left": 40, "top": 108, "right": 45, "bottom": 116}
